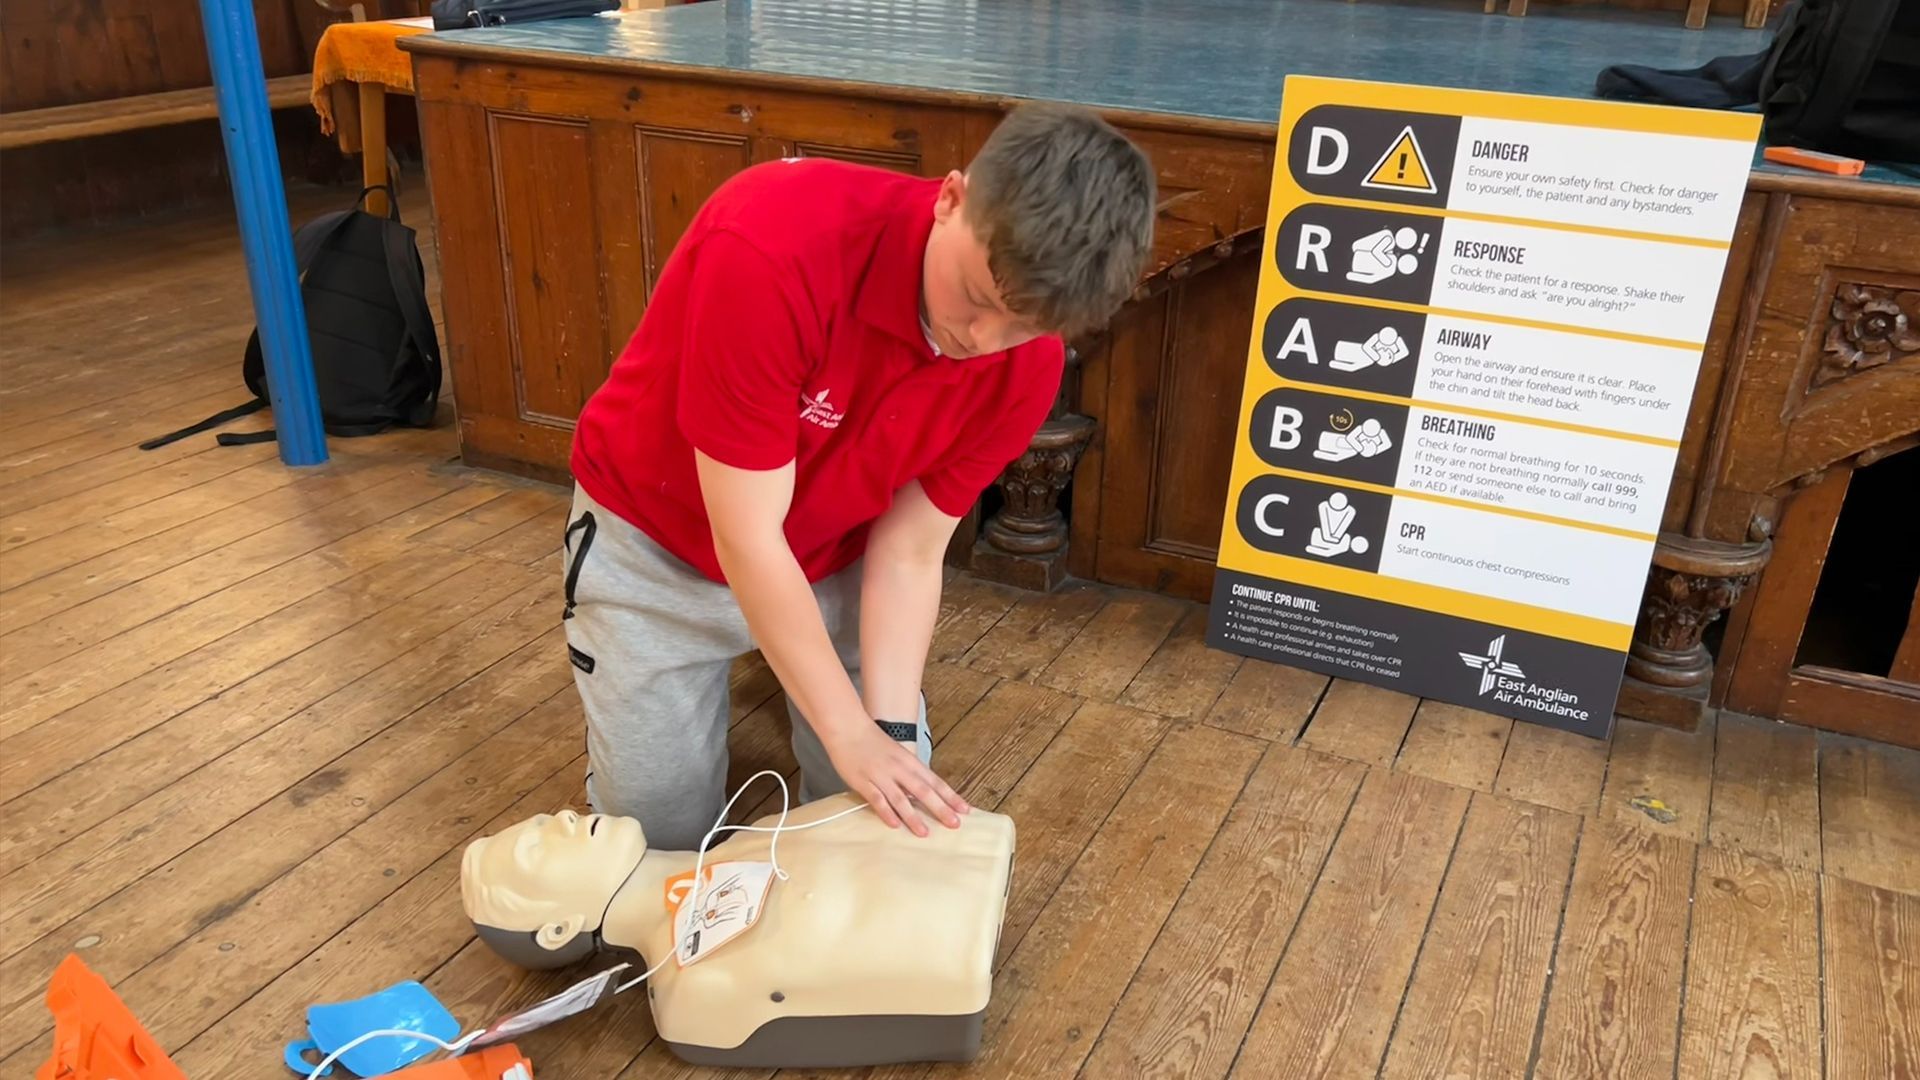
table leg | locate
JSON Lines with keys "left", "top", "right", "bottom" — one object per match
{"left": 359, "top": 81, "right": 388, "bottom": 214}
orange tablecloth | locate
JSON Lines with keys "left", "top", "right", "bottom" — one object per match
{"left": 309, "top": 16, "right": 433, "bottom": 143}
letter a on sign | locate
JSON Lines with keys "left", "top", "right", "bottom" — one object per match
{"left": 1363, "top": 127, "right": 1436, "bottom": 194}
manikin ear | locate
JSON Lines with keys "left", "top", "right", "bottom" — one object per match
{"left": 536, "top": 914, "right": 587, "bottom": 951}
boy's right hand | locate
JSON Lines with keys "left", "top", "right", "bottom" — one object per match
{"left": 821, "top": 720, "right": 969, "bottom": 837}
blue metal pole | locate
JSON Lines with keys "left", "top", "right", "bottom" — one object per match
{"left": 197, "top": 0, "right": 328, "bottom": 465}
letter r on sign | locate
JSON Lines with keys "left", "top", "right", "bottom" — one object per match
{"left": 1296, "top": 225, "right": 1331, "bottom": 274}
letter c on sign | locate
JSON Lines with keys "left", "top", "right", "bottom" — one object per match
{"left": 1255, "top": 493, "right": 1290, "bottom": 537}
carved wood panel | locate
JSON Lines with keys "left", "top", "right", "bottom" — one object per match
{"left": 1697, "top": 196, "right": 1920, "bottom": 542}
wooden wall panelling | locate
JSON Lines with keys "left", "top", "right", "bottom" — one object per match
{"left": 1892, "top": 581, "right": 1920, "bottom": 685}
{"left": 1662, "top": 191, "right": 1766, "bottom": 533}
{"left": 590, "top": 118, "right": 650, "bottom": 385}
{"left": 635, "top": 127, "right": 753, "bottom": 296}
{"left": 1718, "top": 465, "right": 1850, "bottom": 714}
{"left": 1083, "top": 282, "right": 1174, "bottom": 592}
{"left": 488, "top": 113, "right": 602, "bottom": 426}
{"left": 1114, "top": 126, "right": 1273, "bottom": 280}
{"left": 1699, "top": 196, "right": 1920, "bottom": 541}
{"left": 415, "top": 92, "right": 548, "bottom": 477}
{"left": 1717, "top": 455, "right": 1920, "bottom": 749}
{"left": 0, "top": 1, "right": 341, "bottom": 240}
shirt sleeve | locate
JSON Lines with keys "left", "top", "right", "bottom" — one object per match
{"left": 917, "top": 339, "right": 1066, "bottom": 518}
{"left": 673, "top": 230, "right": 810, "bottom": 471}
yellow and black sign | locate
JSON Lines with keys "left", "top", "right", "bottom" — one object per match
{"left": 1207, "top": 76, "right": 1759, "bottom": 738}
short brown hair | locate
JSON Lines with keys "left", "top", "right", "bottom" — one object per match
{"left": 964, "top": 102, "right": 1156, "bottom": 339}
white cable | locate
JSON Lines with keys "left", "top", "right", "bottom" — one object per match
{"left": 302, "top": 1026, "right": 482, "bottom": 1080}
{"left": 612, "top": 770, "right": 866, "bottom": 994}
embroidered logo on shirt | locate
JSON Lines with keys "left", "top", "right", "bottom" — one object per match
{"left": 799, "top": 389, "right": 844, "bottom": 430}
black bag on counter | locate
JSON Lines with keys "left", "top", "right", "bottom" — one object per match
{"left": 1756, "top": 0, "right": 1919, "bottom": 161}
{"left": 1597, "top": 0, "right": 1919, "bottom": 164}
{"left": 431, "top": 0, "right": 617, "bottom": 29}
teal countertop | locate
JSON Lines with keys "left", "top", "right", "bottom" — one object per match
{"left": 418, "top": 0, "right": 1916, "bottom": 186}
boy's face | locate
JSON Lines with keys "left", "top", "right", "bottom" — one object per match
{"left": 921, "top": 171, "right": 1046, "bottom": 359}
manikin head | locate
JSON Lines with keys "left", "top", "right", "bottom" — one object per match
{"left": 919, "top": 102, "right": 1156, "bottom": 360}
{"left": 462, "top": 808, "right": 647, "bottom": 969}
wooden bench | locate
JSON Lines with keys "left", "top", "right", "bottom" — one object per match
{"left": 0, "top": 74, "right": 311, "bottom": 150}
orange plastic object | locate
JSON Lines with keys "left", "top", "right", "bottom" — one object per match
{"left": 1763, "top": 145, "right": 1865, "bottom": 176}
{"left": 37, "top": 953, "right": 187, "bottom": 1080}
{"left": 382, "top": 1043, "right": 534, "bottom": 1078}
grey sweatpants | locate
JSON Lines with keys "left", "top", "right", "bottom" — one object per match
{"left": 559, "top": 483, "right": 930, "bottom": 851}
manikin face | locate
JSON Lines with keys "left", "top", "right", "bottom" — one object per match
{"left": 462, "top": 809, "right": 647, "bottom": 950}
{"left": 920, "top": 171, "right": 1047, "bottom": 360}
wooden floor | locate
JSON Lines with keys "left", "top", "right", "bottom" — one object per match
{"left": 2, "top": 192, "right": 1917, "bottom": 1080}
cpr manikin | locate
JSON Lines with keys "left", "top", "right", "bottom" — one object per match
{"left": 460, "top": 790, "right": 1016, "bottom": 1067}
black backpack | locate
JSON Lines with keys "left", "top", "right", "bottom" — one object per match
{"left": 142, "top": 185, "right": 442, "bottom": 450}
{"left": 1758, "top": 0, "right": 1919, "bottom": 162}
{"left": 1595, "top": 0, "right": 1919, "bottom": 164}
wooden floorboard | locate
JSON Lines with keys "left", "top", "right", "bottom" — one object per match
{"left": 1820, "top": 732, "right": 1920, "bottom": 895}
{"left": 1083, "top": 744, "right": 1364, "bottom": 1080}
{"left": 1597, "top": 715, "right": 1717, "bottom": 844}
{"left": 1380, "top": 793, "right": 1580, "bottom": 1080}
{"left": 1230, "top": 768, "right": 1472, "bottom": 1078}
{"left": 1493, "top": 719, "right": 1610, "bottom": 817}
{"left": 1708, "top": 712, "right": 1822, "bottom": 872}
{"left": 1821, "top": 875, "right": 1920, "bottom": 1080}
{"left": 1676, "top": 846, "right": 1822, "bottom": 1080}
{"left": 1533, "top": 815, "right": 1696, "bottom": 1080}
{"left": 6, "top": 193, "right": 1919, "bottom": 1080}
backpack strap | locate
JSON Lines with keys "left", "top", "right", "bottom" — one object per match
{"left": 378, "top": 209, "right": 444, "bottom": 428}
{"left": 215, "top": 417, "right": 395, "bottom": 447}
{"left": 137, "top": 398, "right": 270, "bottom": 450}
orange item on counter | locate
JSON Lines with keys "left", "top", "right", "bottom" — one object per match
{"left": 309, "top": 17, "right": 434, "bottom": 136}
{"left": 37, "top": 953, "right": 187, "bottom": 1080}
{"left": 1762, "top": 145, "right": 1866, "bottom": 176}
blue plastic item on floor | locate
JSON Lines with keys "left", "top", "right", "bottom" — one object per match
{"left": 284, "top": 980, "right": 461, "bottom": 1077}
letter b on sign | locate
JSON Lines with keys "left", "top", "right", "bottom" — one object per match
{"left": 1268, "top": 406, "right": 1304, "bottom": 450}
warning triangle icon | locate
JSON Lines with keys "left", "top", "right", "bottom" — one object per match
{"left": 1362, "top": 127, "right": 1437, "bottom": 194}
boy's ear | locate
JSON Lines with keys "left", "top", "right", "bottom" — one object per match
{"left": 933, "top": 169, "right": 967, "bottom": 221}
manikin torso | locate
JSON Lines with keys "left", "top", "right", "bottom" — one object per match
{"left": 462, "top": 793, "right": 1016, "bottom": 1057}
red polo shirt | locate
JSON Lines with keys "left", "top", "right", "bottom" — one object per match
{"left": 570, "top": 158, "right": 1065, "bottom": 584}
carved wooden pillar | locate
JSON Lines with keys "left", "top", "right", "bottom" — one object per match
{"left": 1615, "top": 531, "right": 1771, "bottom": 730}
{"left": 969, "top": 346, "right": 1095, "bottom": 592}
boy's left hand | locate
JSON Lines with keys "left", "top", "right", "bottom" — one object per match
{"left": 821, "top": 720, "right": 969, "bottom": 837}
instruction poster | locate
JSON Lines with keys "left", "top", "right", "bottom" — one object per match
{"left": 1208, "top": 76, "right": 1759, "bottom": 738}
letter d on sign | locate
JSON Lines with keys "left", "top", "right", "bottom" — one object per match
{"left": 1255, "top": 493, "right": 1290, "bottom": 537}
{"left": 1307, "top": 127, "right": 1348, "bottom": 175}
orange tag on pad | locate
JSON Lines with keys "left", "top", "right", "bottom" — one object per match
{"left": 663, "top": 862, "right": 776, "bottom": 968}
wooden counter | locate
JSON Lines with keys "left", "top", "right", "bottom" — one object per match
{"left": 400, "top": 0, "right": 1920, "bottom": 740}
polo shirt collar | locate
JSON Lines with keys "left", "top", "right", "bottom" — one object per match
{"left": 855, "top": 178, "right": 944, "bottom": 359}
